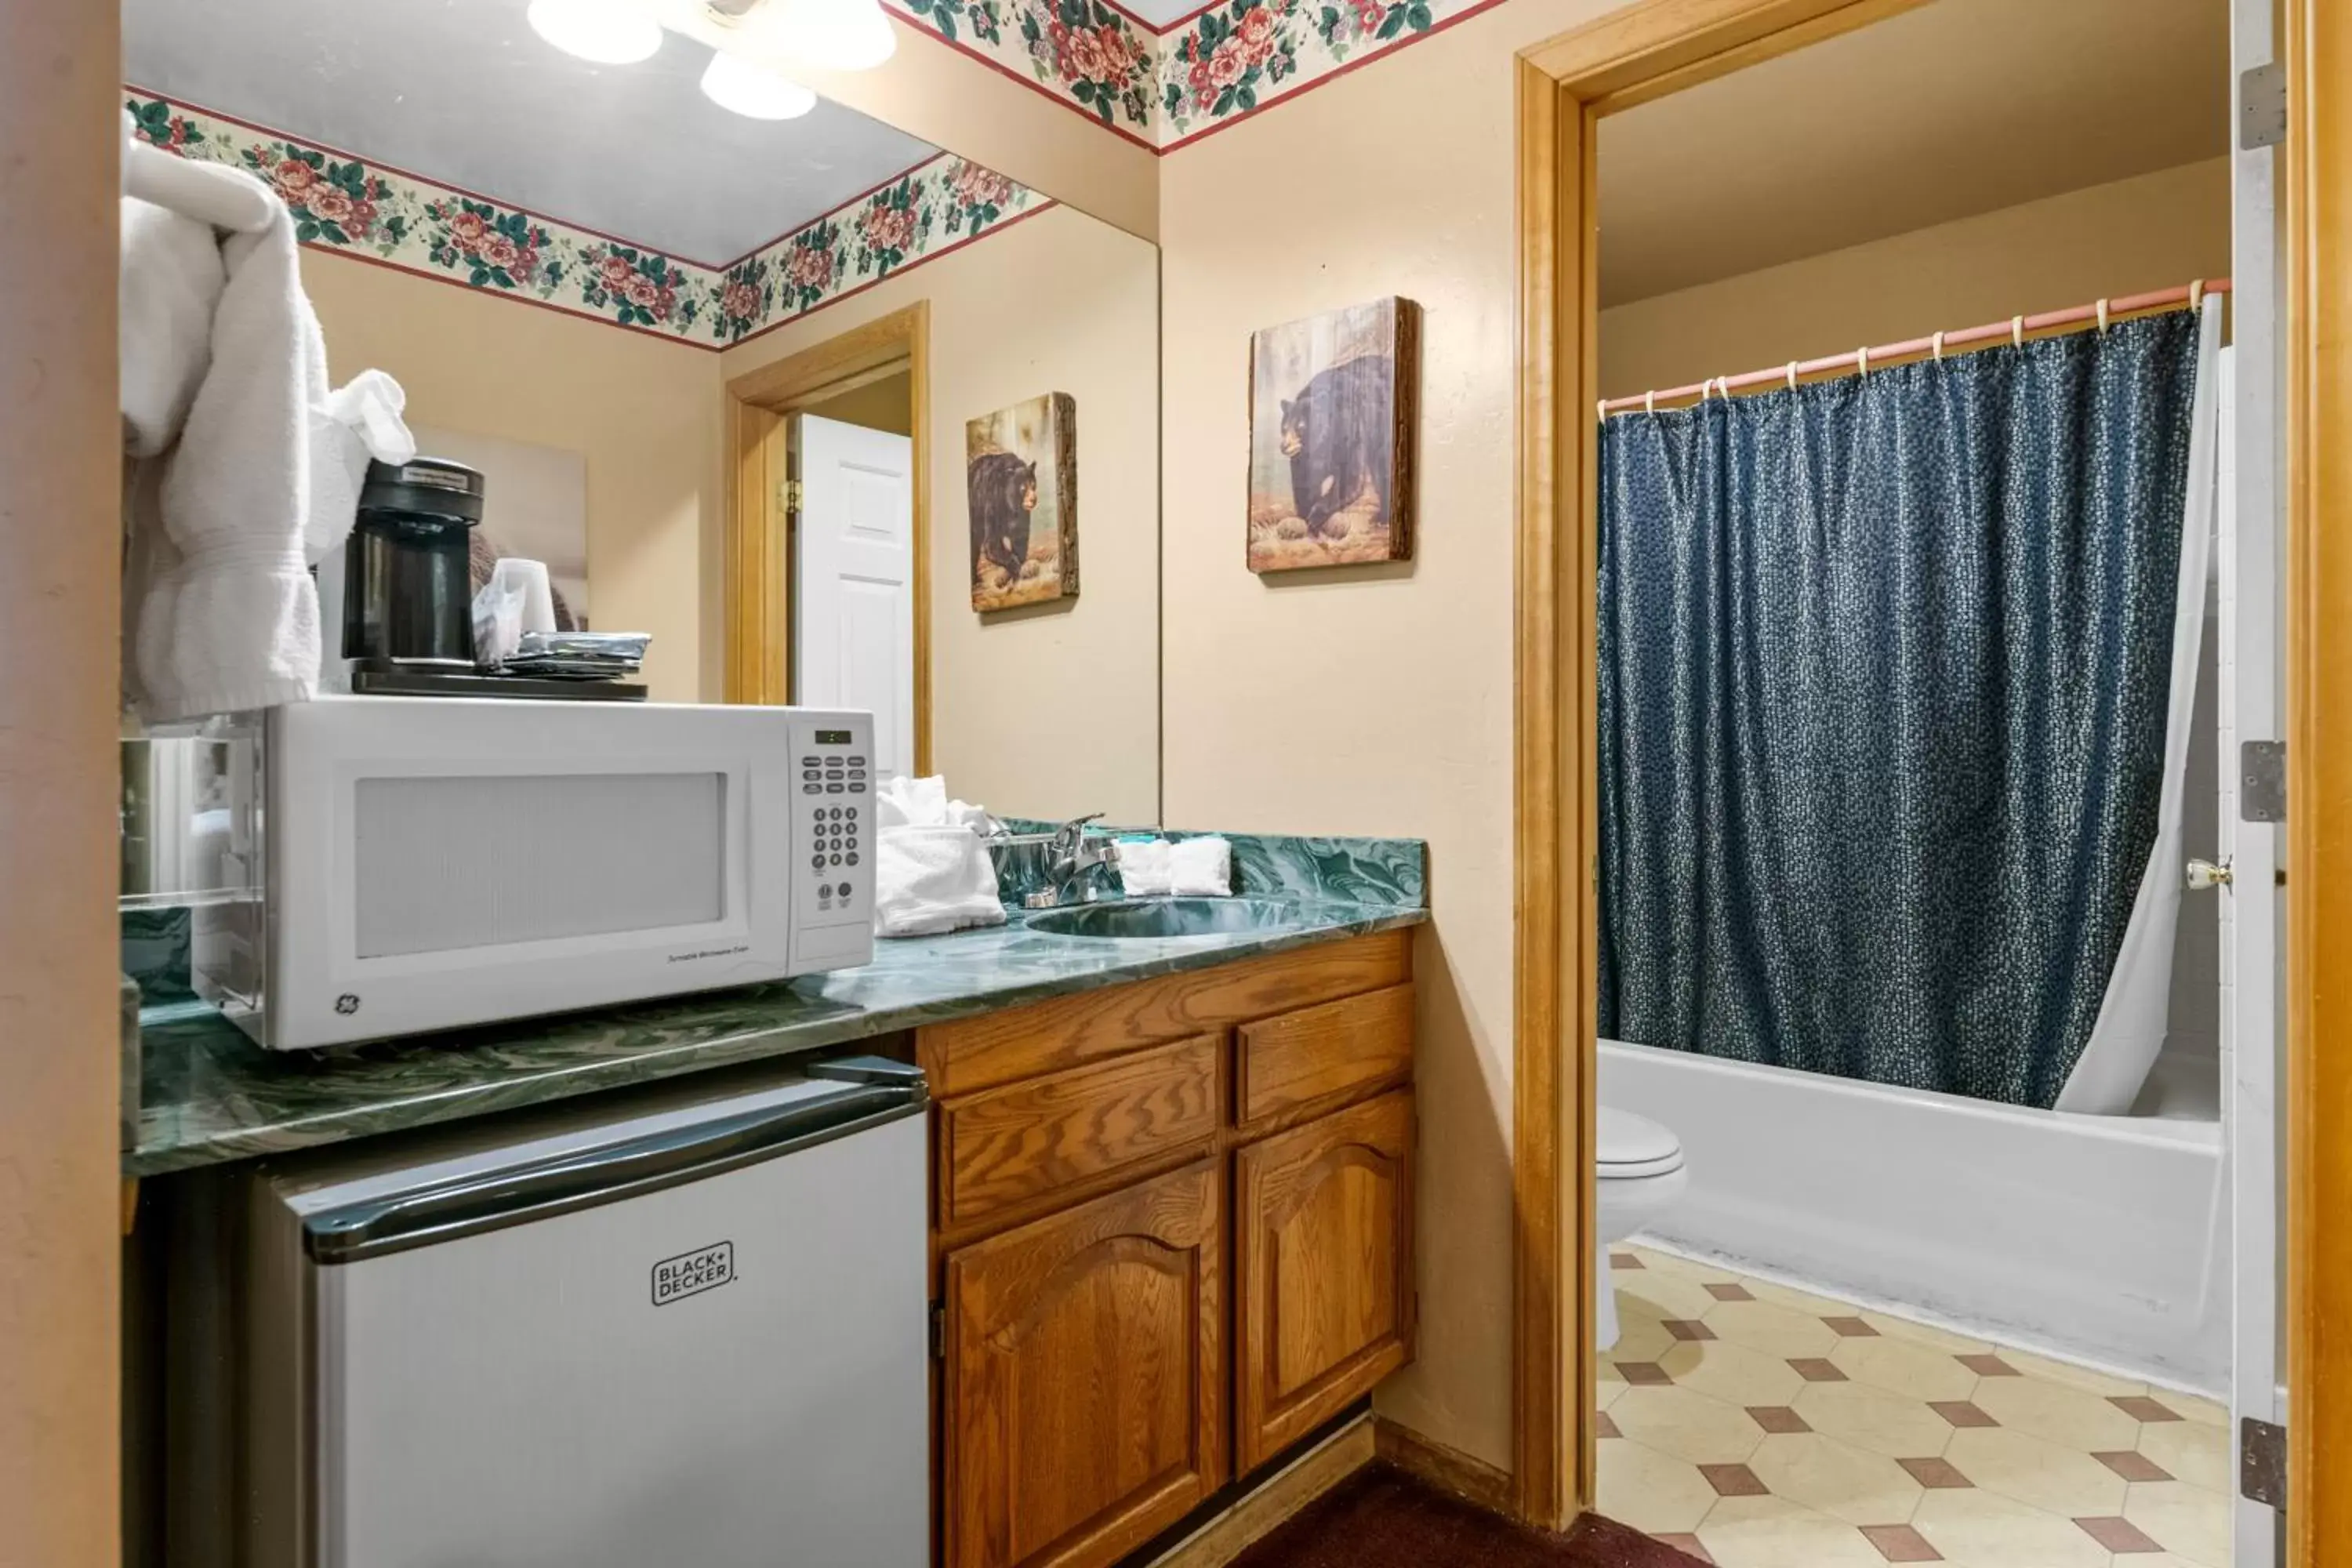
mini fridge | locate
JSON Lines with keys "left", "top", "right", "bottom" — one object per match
{"left": 167, "top": 1056, "right": 929, "bottom": 1567}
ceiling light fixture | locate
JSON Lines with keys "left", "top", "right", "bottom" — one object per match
{"left": 699, "top": 49, "right": 818, "bottom": 118}
{"left": 527, "top": 0, "right": 664, "bottom": 64}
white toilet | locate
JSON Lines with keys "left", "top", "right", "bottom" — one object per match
{"left": 1595, "top": 1105, "right": 1687, "bottom": 1350}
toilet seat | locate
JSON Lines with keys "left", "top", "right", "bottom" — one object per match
{"left": 1597, "top": 1105, "right": 1684, "bottom": 1181}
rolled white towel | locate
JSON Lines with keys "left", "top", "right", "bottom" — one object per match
{"left": 1119, "top": 836, "right": 1232, "bottom": 898}
{"left": 873, "top": 825, "right": 1007, "bottom": 938}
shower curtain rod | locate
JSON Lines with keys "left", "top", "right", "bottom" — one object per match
{"left": 1599, "top": 276, "right": 2233, "bottom": 419}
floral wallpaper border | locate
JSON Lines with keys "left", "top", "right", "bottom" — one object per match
{"left": 125, "top": 89, "right": 1052, "bottom": 351}
{"left": 878, "top": 0, "right": 1511, "bottom": 151}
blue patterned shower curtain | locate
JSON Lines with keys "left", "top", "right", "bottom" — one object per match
{"left": 1595, "top": 310, "right": 2203, "bottom": 1108}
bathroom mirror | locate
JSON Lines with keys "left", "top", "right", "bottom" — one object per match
{"left": 121, "top": 0, "right": 1162, "bottom": 840}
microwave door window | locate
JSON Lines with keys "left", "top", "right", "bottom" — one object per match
{"left": 352, "top": 773, "right": 726, "bottom": 959}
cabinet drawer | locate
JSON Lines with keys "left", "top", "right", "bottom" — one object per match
{"left": 1236, "top": 983, "right": 1414, "bottom": 1132}
{"left": 939, "top": 1036, "right": 1219, "bottom": 1229}
{"left": 918, "top": 931, "right": 1411, "bottom": 1097}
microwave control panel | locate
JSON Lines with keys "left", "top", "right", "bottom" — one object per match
{"left": 791, "top": 715, "right": 875, "bottom": 947}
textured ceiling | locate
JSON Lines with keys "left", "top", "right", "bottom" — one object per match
{"left": 124, "top": 0, "right": 940, "bottom": 263}
{"left": 1597, "top": 0, "right": 2230, "bottom": 307}
{"left": 1114, "top": 0, "right": 1203, "bottom": 26}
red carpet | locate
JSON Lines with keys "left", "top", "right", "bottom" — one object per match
{"left": 1225, "top": 1465, "right": 1707, "bottom": 1567}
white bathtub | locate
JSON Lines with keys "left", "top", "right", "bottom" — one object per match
{"left": 1600, "top": 1038, "right": 2230, "bottom": 1393}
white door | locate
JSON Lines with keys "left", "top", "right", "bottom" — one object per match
{"left": 793, "top": 413, "right": 915, "bottom": 781}
{"left": 2226, "top": 0, "right": 2285, "bottom": 1552}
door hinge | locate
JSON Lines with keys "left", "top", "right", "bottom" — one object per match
{"left": 779, "top": 478, "right": 803, "bottom": 516}
{"left": 2241, "top": 1416, "right": 2287, "bottom": 1508}
{"left": 929, "top": 1300, "right": 946, "bottom": 1360}
{"left": 2242, "top": 740, "right": 2288, "bottom": 822}
{"left": 2241, "top": 63, "right": 2286, "bottom": 151}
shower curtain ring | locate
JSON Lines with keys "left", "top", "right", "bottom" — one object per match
{"left": 2096, "top": 297, "right": 2111, "bottom": 332}
{"left": 1787, "top": 361, "right": 1798, "bottom": 391}
{"left": 1857, "top": 345, "right": 1869, "bottom": 378}
{"left": 2190, "top": 277, "right": 2205, "bottom": 308}
{"left": 1645, "top": 389, "right": 1656, "bottom": 416}
{"left": 1932, "top": 330, "right": 1944, "bottom": 361}
{"left": 2012, "top": 314, "right": 2025, "bottom": 349}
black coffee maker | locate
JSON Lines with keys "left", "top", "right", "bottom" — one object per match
{"left": 342, "top": 456, "right": 484, "bottom": 671}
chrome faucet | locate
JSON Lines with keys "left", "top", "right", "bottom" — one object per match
{"left": 1024, "top": 814, "right": 1120, "bottom": 909}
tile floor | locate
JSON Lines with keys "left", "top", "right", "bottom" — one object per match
{"left": 1596, "top": 1244, "right": 2232, "bottom": 1567}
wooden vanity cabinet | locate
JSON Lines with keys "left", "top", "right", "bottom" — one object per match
{"left": 921, "top": 932, "right": 1416, "bottom": 1568}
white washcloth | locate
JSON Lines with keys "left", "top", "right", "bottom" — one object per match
{"left": 873, "top": 826, "right": 1007, "bottom": 938}
{"left": 309, "top": 369, "right": 413, "bottom": 566}
{"left": 122, "top": 169, "right": 414, "bottom": 721}
{"left": 874, "top": 773, "right": 996, "bottom": 833}
{"left": 1118, "top": 837, "right": 1233, "bottom": 898}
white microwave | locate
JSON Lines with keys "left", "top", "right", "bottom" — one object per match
{"left": 192, "top": 696, "right": 876, "bottom": 1050}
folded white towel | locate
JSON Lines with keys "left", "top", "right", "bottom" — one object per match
{"left": 1118, "top": 837, "right": 1233, "bottom": 898}
{"left": 122, "top": 170, "right": 414, "bottom": 721}
{"left": 119, "top": 196, "right": 226, "bottom": 460}
{"left": 873, "top": 826, "right": 1007, "bottom": 938}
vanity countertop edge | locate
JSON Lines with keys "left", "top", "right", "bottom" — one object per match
{"left": 132, "top": 876, "right": 1428, "bottom": 1178}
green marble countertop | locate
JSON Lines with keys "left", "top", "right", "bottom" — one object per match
{"left": 132, "top": 897, "right": 1426, "bottom": 1177}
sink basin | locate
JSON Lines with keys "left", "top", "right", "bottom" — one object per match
{"left": 1025, "top": 898, "right": 1295, "bottom": 940}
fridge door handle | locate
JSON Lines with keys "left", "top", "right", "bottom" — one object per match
{"left": 301, "top": 1076, "right": 925, "bottom": 1264}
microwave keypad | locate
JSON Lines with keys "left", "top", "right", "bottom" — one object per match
{"left": 803, "top": 753, "right": 870, "bottom": 797}
{"left": 801, "top": 733, "right": 871, "bottom": 925}
{"left": 810, "top": 806, "right": 862, "bottom": 869}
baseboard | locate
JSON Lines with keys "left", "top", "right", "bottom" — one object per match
{"left": 1371, "top": 1417, "right": 1516, "bottom": 1518}
{"left": 1145, "top": 1413, "right": 1377, "bottom": 1568}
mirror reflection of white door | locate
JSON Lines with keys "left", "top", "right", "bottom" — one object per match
{"left": 2219, "top": 340, "right": 2282, "bottom": 1566}
{"left": 2227, "top": 0, "right": 2285, "bottom": 1541}
{"left": 792, "top": 412, "right": 914, "bottom": 781}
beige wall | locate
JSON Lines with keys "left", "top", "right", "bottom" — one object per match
{"left": 305, "top": 254, "right": 723, "bottom": 702}
{"left": 724, "top": 205, "right": 1162, "bottom": 826}
{"left": 3, "top": 2, "right": 122, "bottom": 1561}
{"left": 1600, "top": 158, "right": 2232, "bottom": 399}
{"left": 1160, "top": 0, "right": 1636, "bottom": 1471}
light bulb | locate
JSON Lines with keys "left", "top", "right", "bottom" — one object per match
{"left": 528, "top": 0, "right": 664, "bottom": 64}
{"left": 748, "top": 0, "right": 896, "bottom": 72}
{"left": 700, "top": 49, "right": 818, "bottom": 118}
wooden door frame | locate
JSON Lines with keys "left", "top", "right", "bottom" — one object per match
{"left": 2284, "top": 0, "right": 2348, "bottom": 1553}
{"left": 1511, "top": 0, "right": 1933, "bottom": 1523}
{"left": 723, "top": 299, "right": 934, "bottom": 775}
{"left": 1509, "top": 0, "right": 2352, "bottom": 1536}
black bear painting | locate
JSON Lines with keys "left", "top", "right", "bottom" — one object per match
{"left": 1249, "top": 297, "right": 1418, "bottom": 572}
{"left": 965, "top": 392, "right": 1077, "bottom": 611}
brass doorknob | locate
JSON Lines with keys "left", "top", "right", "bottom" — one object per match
{"left": 2186, "top": 858, "right": 2234, "bottom": 891}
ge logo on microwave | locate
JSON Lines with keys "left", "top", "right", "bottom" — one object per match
{"left": 334, "top": 993, "right": 361, "bottom": 1014}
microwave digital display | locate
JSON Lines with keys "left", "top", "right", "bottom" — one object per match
{"left": 815, "top": 729, "right": 852, "bottom": 745}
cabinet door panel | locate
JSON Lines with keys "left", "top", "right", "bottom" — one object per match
{"left": 1233, "top": 1091, "right": 1414, "bottom": 1472}
{"left": 944, "top": 1160, "right": 1225, "bottom": 1568}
